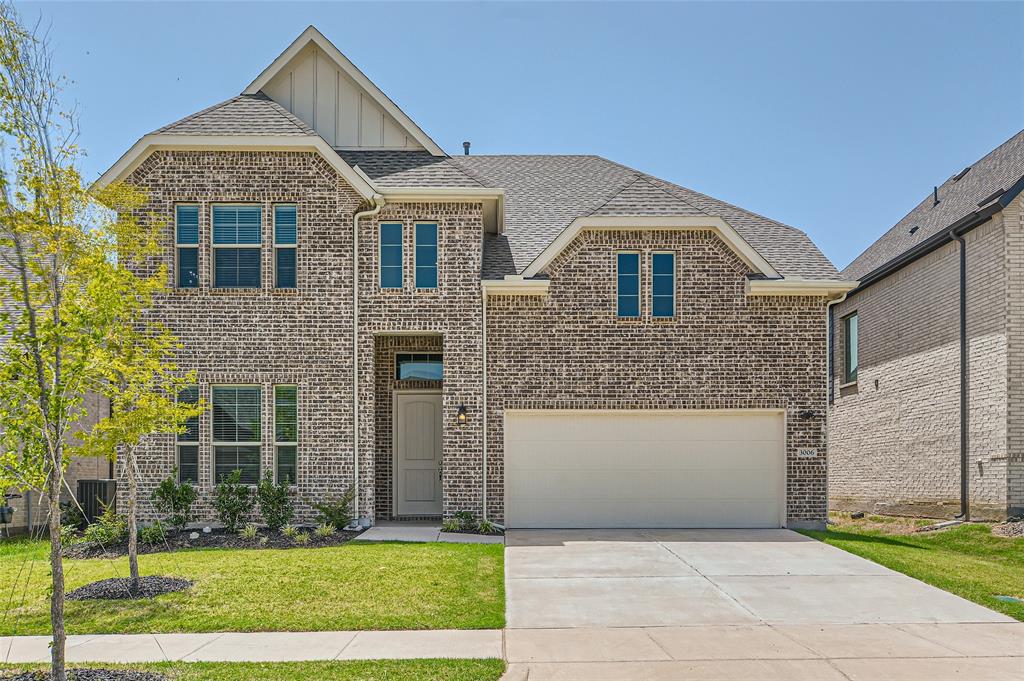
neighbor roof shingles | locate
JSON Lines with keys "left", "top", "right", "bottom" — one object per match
{"left": 843, "top": 129, "right": 1024, "bottom": 281}
{"left": 155, "top": 93, "right": 315, "bottom": 136}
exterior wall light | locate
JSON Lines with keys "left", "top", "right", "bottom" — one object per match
{"left": 456, "top": 404, "right": 467, "bottom": 425}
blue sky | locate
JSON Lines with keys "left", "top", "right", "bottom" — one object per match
{"left": 22, "top": 1, "right": 1023, "bottom": 269}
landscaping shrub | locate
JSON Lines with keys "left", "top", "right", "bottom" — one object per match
{"left": 83, "top": 503, "right": 127, "bottom": 545}
{"left": 477, "top": 519, "right": 497, "bottom": 535}
{"left": 311, "top": 486, "right": 355, "bottom": 530}
{"left": 59, "top": 499, "right": 87, "bottom": 530}
{"left": 239, "top": 523, "right": 259, "bottom": 540}
{"left": 282, "top": 524, "right": 299, "bottom": 539}
{"left": 151, "top": 468, "right": 198, "bottom": 532}
{"left": 294, "top": 531, "right": 310, "bottom": 545}
{"left": 213, "top": 469, "right": 253, "bottom": 532}
{"left": 455, "top": 510, "right": 479, "bottom": 532}
{"left": 441, "top": 518, "right": 461, "bottom": 533}
{"left": 256, "top": 470, "right": 294, "bottom": 531}
{"left": 139, "top": 520, "right": 166, "bottom": 544}
{"left": 314, "top": 522, "right": 335, "bottom": 538}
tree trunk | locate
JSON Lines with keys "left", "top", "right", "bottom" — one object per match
{"left": 127, "top": 449, "right": 139, "bottom": 591}
{"left": 47, "top": 470, "right": 67, "bottom": 681}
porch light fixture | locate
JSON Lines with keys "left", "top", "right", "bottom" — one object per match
{"left": 456, "top": 404, "right": 467, "bottom": 425}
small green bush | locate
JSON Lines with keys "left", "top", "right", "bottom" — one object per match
{"left": 441, "top": 518, "right": 461, "bottom": 533}
{"left": 151, "top": 469, "right": 198, "bottom": 532}
{"left": 83, "top": 503, "right": 127, "bottom": 545}
{"left": 314, "top": 523, "right": 335, "bottom": 538}
{"left": 454, "top": 511, "right": 478, "bottom": 532}
{"left": 139, "top": 521, "right": 166, "bottom": 544}
{"left": 311, "top": 486, "right": 355, "bottom": 530}
{"left": 258, "top": 536, "right": 269, "bottom": 547}
{"left": 213, "top": 469, "right": 253, "bottom": 533}
{"left": 256, "top": 470, "right": 294, "bottom": 532}
{"left": 59, "top": 500, "right": 86, "bottom": 530}
{"left": 294, "top": 531, "right": 310, "bottom": 545}
{"left": 59, "top": 523, "right": 80, "bottom": 546}
{"left": 477, "top": 519, "right": 497, "bottom": 535}
{"left": 282, "top": 524, "right": 299, "bottom": 539}
{"left": 239, "top": 523, "right": 259, "bottom": 540}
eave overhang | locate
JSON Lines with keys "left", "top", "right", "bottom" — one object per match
{"left": 481, "top": 277, "right": 550, "bottom": 296}
{"left": 746, "top": 278, "right": 858, "bottom": 298}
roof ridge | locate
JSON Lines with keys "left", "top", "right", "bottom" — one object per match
{"left": 582, "top": 173, "right": 646, "bottom": 217}
{"left": 633, "top": 174, "right": 710, "bottom": 217}
{"left": 154, "top": 95, "right": 246, "bottom": 134}
{"left": 443, "top": 157, "right": 486, "bottom": 187}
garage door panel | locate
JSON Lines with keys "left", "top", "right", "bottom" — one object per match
{"left": 504, "top": 410, "right": 785, "bottom": 529}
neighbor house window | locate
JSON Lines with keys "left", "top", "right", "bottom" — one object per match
{"left": 274, "top": 204, "right": 297, "bottom": 289}
{"left": 175, "top": 205, "right": 199, "bottom": 288}
{"left": 212, "top": 205, "right": 262, "bottom": 288}
{"left": 415, "top": 223, "right": 438, "bottom": 289}
{"left": 176, "top": 386, "right": 199, "bottom": 484}
{"left": 274, "top": 385, "right": 297, "bottom": 484}
{"left": 651, "top": 252, "right": 675, "bottom": 318}
{"left": 843, "top": 313, "right": 858, "bottom": 383}
{"left": 212, "top": 386, "right": 261, "bottom": 484}
{"left": 395, "top": 353, "right": 443, "bottom": 380}
{"left": 616, "top": 252, "right": 640, "bottom": 318}
{"left": 379, "top": 223, "right": 403, "bottom": 288}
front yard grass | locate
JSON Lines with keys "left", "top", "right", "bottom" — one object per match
{"left": 802, "top": 514, "right": 1024, "bottom": 621}
{"left": 0, "top": 540, "right": 504, "bottom": 635}
{"left": 0, "top": 659, "right": 506, "bottom": 681}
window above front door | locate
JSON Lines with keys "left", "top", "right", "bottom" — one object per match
{"left": 395, "top": 353, "right": 443, "bottom": 380}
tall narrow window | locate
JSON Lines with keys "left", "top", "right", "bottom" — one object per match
{"left": 274, "top": 385, "right": 297, "bottom": 484}
{"left": 415, "top": 223, "right": 438, "bottom": 289}
{"left": 212, "top": 205, "right": 262, "bottom": 288}
{"left": 212, "top": 386, "right": 261, "bottom": 483}
{"left": 843, "top": 313, "right": 859, "bottom": 383}
{"left": 274, "top": 204, "right": 297, "bottom": 289}
{"left": 176, "top": 386, "right": 199, "bottom": 484}
{"left": 651, "top": 252, "right": 676, "bottom": 318}
{"left": 175, "top": 205, "right": 199, "bottom": 288}
{"left": 616, "top": 252, "right": 640, "bottom": 318}
{"left": 380, "top": 223, "right": 403, "bottom": 288}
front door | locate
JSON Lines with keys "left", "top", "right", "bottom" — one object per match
{"left": 393, "top": 392, "right": 443, "bottom": 516}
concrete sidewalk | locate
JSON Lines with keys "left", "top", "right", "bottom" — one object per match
{"left": 357, "top": 522, "right": 504, "bottom": 544}
{"left": 1, "top": 629, "right": 503, "bottom": 664}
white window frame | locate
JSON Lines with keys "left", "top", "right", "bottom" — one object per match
{"left": 211, "top": 384, "right": 262, "bottom": 484}
{"left": 615, "top": 250, "right": 642, "bottom": 319}
{"left": 414, "top": 221, "right": 438, "bottom": 290}
{"left": 378, "top": 221, "right": 404, "bottom": 289}
{"left": 842, "top": 312, "right": 859, "bottom": 385}
{"left": 650, "top": 250, "right": 676, "bottom": 319}
{"left": 273, "top": 203, "right": 297, "bottom": 289}
{"left": 211, "top": 203, "right": 263, "bottom": 289}
{"left": 175, "top": 385, "right": 200, "bottom": 484}
{"left": 274, "top": 384, "right": 298, "bottom": 485}
{"left": 175, "top": 203, "right": 200, "bottom": 289}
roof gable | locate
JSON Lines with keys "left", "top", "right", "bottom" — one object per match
{"left": 244, "top": 26, "right": 444, "bottom": 155}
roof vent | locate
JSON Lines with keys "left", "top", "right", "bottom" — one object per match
{"left": 463, "top": 141, "right": 471, "bottom": 156}
{"left": 933, "top": 186, "right": 940, "bottom": 206}
{"left": 953, "top": 166, "right": 971, "bottom": 182}
{"left": 909, "top": 226, "right": 919, "bottom": 235}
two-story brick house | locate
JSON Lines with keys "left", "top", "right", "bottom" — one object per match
{"left": 99, "top": 27, "right": 854, "bottom": 530}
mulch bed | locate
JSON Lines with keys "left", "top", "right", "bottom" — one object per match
{"left": 993, "top": 519, "right": 1024, "bottom": 539}
{"left": 1, "top": 670, "right": 165, "bottom": 681}
{"left": 67, "top": 576, "right": 192, "bottom": 601}
{"left": 64, "top": 526, "right": 363, "bottom": 560}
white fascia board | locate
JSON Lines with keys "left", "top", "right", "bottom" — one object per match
{"left": 243, "top": 26, "right": 446, "bottom": 157}
{"left": 521, "top": 215, "right": 781, "bottom": 279}
{"left": 481, "top": 277, "right": 550, "bottom": 296}
{"left": 375, "top": 187, "right": 505, "bottom": 234}
{"left": 94, "top": 134, "right": 379, "bottom": 199}
{"left": 746, "top": 278, "right": 859, "bottom": 298}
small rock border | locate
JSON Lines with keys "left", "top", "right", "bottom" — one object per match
{"left": 64, "top": 526, "right": 363, "bottom": 560}
{"left": 0, "top": 670, "right": 165, "bottom": 681}
{"left": 993, "top": 517, "right": 1023, "bottom": 539}
{"left": 67, "top": 576, "right": 192, "bottom": 601}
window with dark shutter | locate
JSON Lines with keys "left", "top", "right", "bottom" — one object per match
{"left": 212, "top": 205, "right": 262, "bottom": 288}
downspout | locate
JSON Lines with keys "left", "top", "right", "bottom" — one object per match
{"left": 825, "top": 291, "right": 850, "bottom": 523}
{"left": 481, "top": 285, "right": 488, "bottom": 521}
{"left": 353, "top": 194, "right": 386, "bottom": 526}
{"left": 951, "top": 229, "right": 969, "bottom": 520}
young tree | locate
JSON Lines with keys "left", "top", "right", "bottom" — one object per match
{"left": 0, "top": 4, "right": 185, "bottom": 678}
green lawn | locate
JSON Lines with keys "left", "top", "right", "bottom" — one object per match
{"left": 0, "top": 540, "right": 504, "bottom": 635}
{"left": 0, "top": 660, "right": 506, "bottom": 681}
{"left": 802, "top": 516, "right": 1024, "bottom": 621}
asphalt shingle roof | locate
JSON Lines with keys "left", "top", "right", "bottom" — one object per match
{"left": 154, "top": 93, "right": 315, "bottom": 136}
{"left": 338, "top": 150, "right": 482, "bottom": 188}
{"left": 844, "top": 129, "right": 1024, "bottom": 281}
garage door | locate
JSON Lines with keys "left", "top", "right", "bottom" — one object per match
{"left": 503, "top": 410, "right": 785, "bottom": 529}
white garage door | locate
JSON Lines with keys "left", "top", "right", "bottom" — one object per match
{"left": 504, "top": 410, "right": 786, "bottom": 529}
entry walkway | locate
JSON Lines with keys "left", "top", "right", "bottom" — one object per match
{"left": 357, "top": 521, "right": 504, "bottom": 544}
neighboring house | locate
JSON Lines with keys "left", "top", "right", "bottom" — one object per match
{"left": 830, "top": 130, "right": 1024, "bottom": 521}
{"left": 98, "top": 26, "right": 854, "bottom": 530}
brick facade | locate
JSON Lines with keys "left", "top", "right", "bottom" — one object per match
{"left": 121, "top": 149, "right": 832, "bottom": 527}
{"left": 830, "top": 197, "right": 1024, "bottom": 520}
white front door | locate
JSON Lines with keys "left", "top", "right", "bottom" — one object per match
{"left": 393, "top": 392, "right": 443, "bottom": 516}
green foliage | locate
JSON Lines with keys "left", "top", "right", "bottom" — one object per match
{"left": 239, "top": 524, "right": 259, "bottom": 541}
{"left": 139, "top": 521, "right": 166, "bottom": 545}
{"left": 281, "top": 524, "right": 299, "bottom": 539}
{"left": 213, "top": 470, "right": 253, "bottom": 533}
{"left": 294, "top": 531, "right": 310, "bottom": 546}
{"left": 58, "top": 524, "right": 79, "bottom": 546}
{"left": 256, "top": 470, "right": 294, "bottom": 532}
{"left": 454, "top": 511, "right": 478, "bottom": 532}
{"left": 59, "top": 501, "right": 86, "bottom": 530}
{"left": 441, "top": 518, "right": 461, "bottom": 533}
{"left": 151, "top": 470, "right": 198, "bottom": 532}
{"left": 314, "top": 523, "right": 335, "bottom": 538}
{"left": 311, "top": 486, "right": 355, "bottom": 530}
{"left": 477, "top": 520, "right": 497, "bottom": 535}
{"left": 83, "top": 504, "right": 127, "bottom": 545}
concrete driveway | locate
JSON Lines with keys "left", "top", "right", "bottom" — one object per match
{"left": 503, "top": 529, "right": 1024, "bottom": 680}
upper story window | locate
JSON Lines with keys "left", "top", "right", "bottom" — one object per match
{"left": 274, "top": 385, "right": 298, "bottom": 484}
{"left": 843, "top": 312, "right": 859, "bottom": 384}
{"left": 616, "top": 252, "right": 640, "bottom": 318}
{"left": 212, "top": 385, "right": 261, "bottom": 484}
{"left": 176, "top": 386, "right": 199, "bottom": 484}
{"left": 175, "top": 205, "right": 199, "bottom": 289}
{"left": 415, "top": 223, "right": 438, "bottom": 289}
{"left": 395, "top": 353, "right": 443, "bottom": 380}
{"left": 651, "top": 252, "right": 675, "bottom": 318}
{"left": 212, "top": 205, "right": 262, "bottom": 288}
{"left": 380, "top": 223, "right": 403, "bottom": 289}
{"left": 274, "top": 205, "right": 297, "bottom": 289}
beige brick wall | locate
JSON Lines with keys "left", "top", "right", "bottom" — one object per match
{"left": 830, "top": 214, "right": 1012, "bottom": 520}
{"left": 1004, "top": 193, "right": 1024, "bottom": 516}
